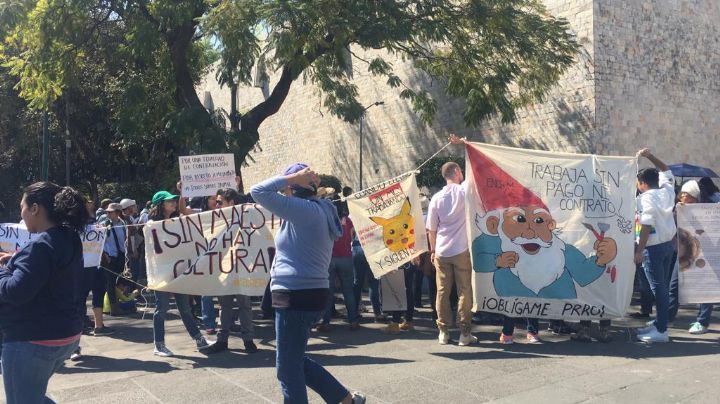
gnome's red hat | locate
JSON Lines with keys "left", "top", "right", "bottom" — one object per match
{"left": 466, "top": 144, "right": 548, "bottom": 212}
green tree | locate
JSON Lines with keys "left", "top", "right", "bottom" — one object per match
{"left": 2, "top": 0, "right": 579, "bottom": 175}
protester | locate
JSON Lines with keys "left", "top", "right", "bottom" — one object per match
{"left": 352, "top": 237, "right": 384, "bottom": 322}
{"left": 426, "top": 137, "right": 476, "bottom": 346}
{"left": 499, "top": 317, "right": 541, "bottom": 344}
{"left": 147, "top": 190, "right": 213, "bottom": 357}
{"left": 634, "top": 149, "right": 676, "bottom": 343}
{"left": 0, "top": 182, "right": 88, "bottom": 404}
{"left": 102, "top": 277, "right": 139, "bottom": 315}
{"left": 674, "top": 180, "right": 715, "bottom": 335}
{"left": 100, "top": 203, "right": 133, "bottom": 316}
{"left": 698, "top": 177, "right": 720, "bottom": 203}
{"left": 251, "top": 163, "right": 365, "bottom": 404}
{"left": 318, "top": 201, "right": 359, "bottom": 331}
{"left": 96, "top": 198, "right": 112, "bottom": 221}
{"left": 203, "top": 188, "right": 257, "bottom": 354}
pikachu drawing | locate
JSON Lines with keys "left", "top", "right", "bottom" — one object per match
{"left": 370, "top": 198, "right": 416, "bottom": 253}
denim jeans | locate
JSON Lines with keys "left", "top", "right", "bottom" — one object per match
{"left": 502, "top": 316, "right": 539, "bottom": 336}
{"left": 201, "top": 296, "right": 216, "bottom": 330}
{"left": 634, "top": 261, "right": 654, "bottom": 314}
{"left": 218, "top": 295, "right": 254, "bottom": 341}
{"left": 642, "top": 241, "right": 675, "bottom": 333}
{"left": 352, "top": 248, "right": 381, "bottom": 316}
{"left": 2, "top": 340, "right": 79, "bottom": 404}
{"left": 323, "top": 256, "right": 358, "bottom": 324}
{"left": 697, "top": 304, "right": 714, "bottom": 326}
{"left": 275, "top": 309, "right": 348, "bottom": 404}
{"left": 668, "top": 255, "right": 679, "bottom": 322}
{"left": 153, "top": 291, "right": 201, "bottom": 344}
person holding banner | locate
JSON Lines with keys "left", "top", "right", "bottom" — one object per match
{"left": 100, "top": 203, "right": 134, "bottom": 317}
{"left": 426, "top": 152, "right": 477, "bottom": 346}
{"left": 203, "top": 188, "right": 257, "bottom": 354}
{"left": 0, "top": 182, "right": 88, "bottom": 404}
{"left": 251, "top": 163, "right": 365, "bottom": 404}
{"left": 634, "top": 149, "right": 676, "bottom": 343}
{"left": 147, "top": 190, "right": 214, "bottom": 357}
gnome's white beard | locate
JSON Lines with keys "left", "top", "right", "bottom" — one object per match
{"left": 498, "top": 229, "right": 567, "bottom": 295}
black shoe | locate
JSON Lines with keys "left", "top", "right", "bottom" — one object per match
{"left": 230, "top": 324, "right": 242, "bottom": 333}
{"left": 202, "top": 340, "right": 228, "bottom": 355}
{"left": 629, "top": 312, "right": 651, "bottom": 319}
{"left": 243, "top": 339, "right": 258, "bottom": 353}
{"left": 93, "top": 326, "right": 115, "bottom": 336}
{"left": 551, "top": 324, "right": 575, "bottom": 335}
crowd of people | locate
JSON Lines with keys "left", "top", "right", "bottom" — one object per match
{"left": 0, "top": 138, "right": 718, "bottom": 403}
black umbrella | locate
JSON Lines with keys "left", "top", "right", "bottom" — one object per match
{"left": 668, "top": 163, "right": 719, "bottom": 179}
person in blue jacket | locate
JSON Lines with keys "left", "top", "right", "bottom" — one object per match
{"left": 0, "top": 182, "right": 89, "bottom": 404}
{"left": 251, "top": 163, "right": 365, "bottom": 404}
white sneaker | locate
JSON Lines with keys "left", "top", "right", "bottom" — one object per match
{"left": 438, "top": 330, "right": 450, "bottom": 345}
{"left": 637, "top": 327, "right": 669, "bottom": 343}
{"left": 636, "top": 321, "right": 656, "bottom": 335}
{"left": 458, "top": 333, "right": 478, "bottom": 346}
{"left": 153, "top": 343, "right": 174, "bottom": 357}
{"left": 688, "top": 322, "right": 708, "bottom": 335}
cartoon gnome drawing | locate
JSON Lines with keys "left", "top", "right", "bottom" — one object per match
{"left": 468, "top": 146, "right": 618, "bottom": 299}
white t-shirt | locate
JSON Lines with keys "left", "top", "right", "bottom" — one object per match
{"left": 636, "top": 170, "right": 676, "bottom": 246}
{"left": 426, "top": 183, "right": 468, "bottom": 257}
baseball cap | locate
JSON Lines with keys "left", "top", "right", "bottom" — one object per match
{"left": 119, "top": 198, "right": 136, "bottom": 210}
{"left": 152, "top": 191, "right": 180, "bottom": 206}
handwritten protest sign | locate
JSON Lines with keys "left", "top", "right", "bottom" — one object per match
{"left": 347, "top": 173, "right": 429, "bottom": 278}
{"left": 179, "top": 154, "right": 236, "bottom": 198}
{"left": 677, "top": 203, "right": 720, "bottom": 304}
{"left": 0, "top": 223, "right": 106, "bottom": 268}
{"left": 380, "top": 267, "right": 408, "bottom": 312}
{"left": 466, "top": 142, "right": 636, "bottom": 320}
{"left": 143, "top": 204, "right": 280, "bottom": 296}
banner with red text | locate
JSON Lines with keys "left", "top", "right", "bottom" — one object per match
{"left": 347, "top": 173, "right": 428, "bottom": 278}
{"left": 466, "top": 142, "right": 636, "bottom": 320}
{"left": 143, "top": 204, "right": 280, "bottom": 296}
{"left": 0, "top": 223, "right": 106, "bottom": 268}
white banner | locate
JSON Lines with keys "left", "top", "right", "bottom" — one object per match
{"left": 677, "top": 203, "right": 720, "bottom": 304}
{"left": 380, "top": 268, "right": 407, "bottom": 312}
{"left": 347, "top": 173, "right": 429, "bottom": 278}
{"left": 143, "top": 204, "right": 280, "bottom": 296}
{"left": 0, "top": 223, "right": 106, "bottom": 268}
{"left": 466, "top": 142, "right": 637, "bottom": 320}
{"left": 179, "top": 153, "right": 236, "bottom": 198}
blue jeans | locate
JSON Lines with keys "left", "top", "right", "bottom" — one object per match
{"left": 642, "top": 241, "right": 675, "bottom": 333}
{"left": 201, "top": 296, "right": 216, "bottom": 330}
{"left": 275, "top": 309, "right": 348, "bottom": 404}
{"left": 697, "top": 304, "right": 714, "bottom": 326}
{"left": 2, "top": 340, "right": 79, "bottom": 404}
{"left": 634, "top": 261, "right": 654, "bottom": 314}
{"left": 323, "top": 256, "right": 358, "bottom": 324}
{"left": 352, "top": 248, "right": 381, "bottom": 316}
{"left": 668, "top": 255, "right": 679, "bottom": 322}
{"left": 153, "top": 291, "right": 201, "bottom": 344}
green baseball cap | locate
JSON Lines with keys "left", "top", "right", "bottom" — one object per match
{"left": 152, "top": 191, "right": 180, "bottom": 206}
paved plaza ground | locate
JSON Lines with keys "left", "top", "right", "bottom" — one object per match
{"left": 26, "top": 299, "right": 720, "bottom": 404}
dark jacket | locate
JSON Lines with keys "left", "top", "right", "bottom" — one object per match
{"left": 0, "top": 226, "right": 83, "bottom": 342}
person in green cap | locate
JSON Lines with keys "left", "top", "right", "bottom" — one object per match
{"left": 145, "top": 189, "right": 213, "bottom": 357}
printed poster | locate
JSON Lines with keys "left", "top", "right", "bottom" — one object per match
{"left": 179, "top": 153, "right": 236, "bottom": 198}
{"left": 144, "top": 204, "right": 280, "bottom": 296}
{"left": 466, "top": 142, "right": 637, "bottom": 320}
{"left": 677, "top": 203, "right": 720, "bottom": 304}
{"left": 347, "top": 173, "right": 429, "bottom": 278}
{"left": 0, "top": 223, "right": 106, "bottom": 268}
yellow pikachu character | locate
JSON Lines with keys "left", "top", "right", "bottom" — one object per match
{"left": 370, "top": 198, "right": 416, "bottom": 253}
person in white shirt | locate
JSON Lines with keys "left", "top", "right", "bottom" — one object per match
{"left": 634, "top": 148, "right": 676, "bottom": 343}
{"left": 426, "top": 135, "right": 477, "bottom": 346}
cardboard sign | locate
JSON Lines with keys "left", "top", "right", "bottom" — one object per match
{"left": 179, "top": 154, "right": 236, "bottom": 198}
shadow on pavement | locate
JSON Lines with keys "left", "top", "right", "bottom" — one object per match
{"left": 58, "top": 356, "right": 177, "bottom": 374}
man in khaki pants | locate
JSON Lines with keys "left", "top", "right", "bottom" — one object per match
{"left": 426, "top": 152, "right": 476, "bottom": 346}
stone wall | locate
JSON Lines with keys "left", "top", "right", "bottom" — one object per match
{"left": 594, "top": 0, "right": 720, "bottom": 169}
{"left": 197, "top": 0, "right": 719, "bottom": 189}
